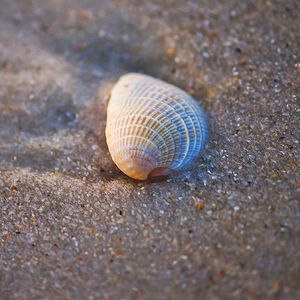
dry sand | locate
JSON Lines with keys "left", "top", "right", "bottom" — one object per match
{"left": 0, "top": 0, "right": 299, "bottom": 299}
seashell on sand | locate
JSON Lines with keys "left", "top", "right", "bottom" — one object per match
{"left": 105, "top": 73, "right": 208, "bottom": 180}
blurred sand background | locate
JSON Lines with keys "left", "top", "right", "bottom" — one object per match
{"left": 0, "top": 0, "right": 299, "bottom": 299}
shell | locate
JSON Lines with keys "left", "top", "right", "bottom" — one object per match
{"left": 105, "top": 73, "right": 208, "bottom": 180}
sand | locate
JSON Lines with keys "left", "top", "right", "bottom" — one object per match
{"left": 0, "top": 0, "right": 299, "bottom": 299}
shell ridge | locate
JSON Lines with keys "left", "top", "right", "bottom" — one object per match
{"left": 106, "top": 73, "right": 208, "bottom": 180}
{"left": 114, "top": 96, "right": 191, "bottom": 166}
{"left": 109, "top": 135, "right": 162, "bottom": 161}
{"left": 108, "top": 123, "right": 169, "bottom": 155}
{"left": 109, "top": 110, "right": 181, "bottom": 166}
{"left": 108, "top": 112, "right": 176, "bottom": 154}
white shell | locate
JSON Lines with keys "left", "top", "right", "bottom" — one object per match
{"left": 105, "top": 73, "right": 208, "bottom": 180}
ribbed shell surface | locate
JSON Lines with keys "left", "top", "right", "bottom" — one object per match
{"left": 105, "top": 73, "right": 208, "bottom": 180}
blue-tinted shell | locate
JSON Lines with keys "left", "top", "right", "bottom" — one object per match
{"left": 105, "top": 73, "right": 208, "bottom": 180}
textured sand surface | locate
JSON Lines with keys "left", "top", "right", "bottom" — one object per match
{"left": 0, "top": 0, "right": 299, "bottom": 299}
